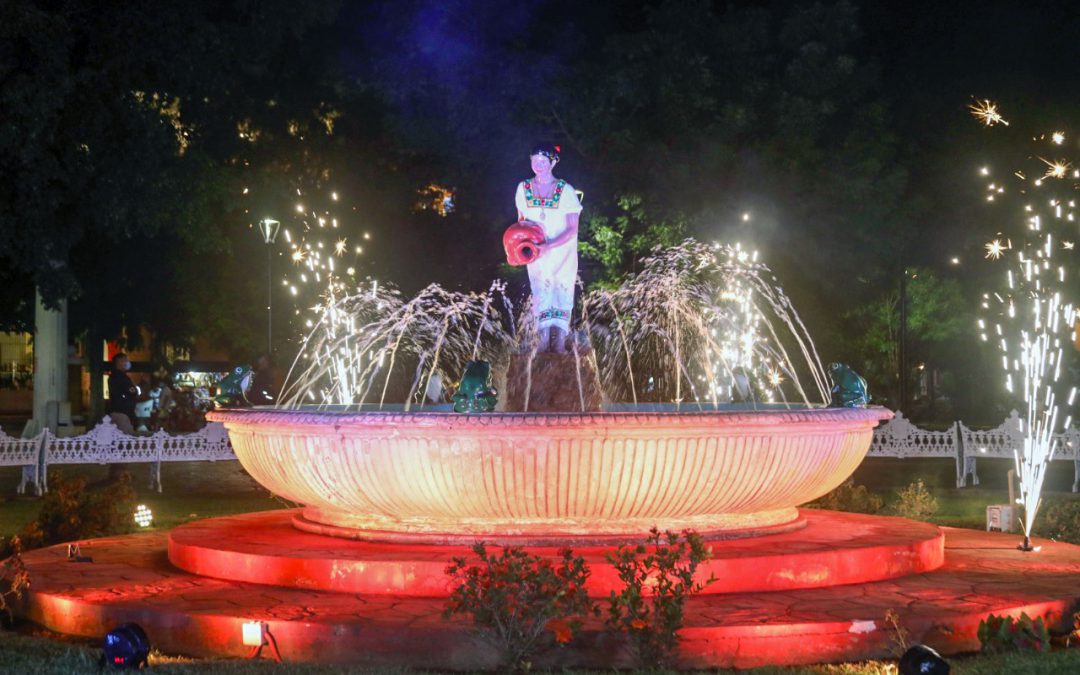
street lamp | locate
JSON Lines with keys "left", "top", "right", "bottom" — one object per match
{"left": 257, "top": 219, "right": 281, "bottom": 356}
{"left": 899, "top": 267, "right": 909, "bottom": 414}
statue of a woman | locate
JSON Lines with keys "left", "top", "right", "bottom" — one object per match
{"left": 515, "top": 143, "right": 583, "bottom": 352}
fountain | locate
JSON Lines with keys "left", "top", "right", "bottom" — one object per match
{"left": 209, "top": 241, "right": 890, "bottom": 544}
{"left": 18, "top": 240, "right": 1080, "bottom": 670}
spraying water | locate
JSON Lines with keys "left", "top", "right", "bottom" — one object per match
{"left": 280, "top": 240, "right": 830, "bottom": 409}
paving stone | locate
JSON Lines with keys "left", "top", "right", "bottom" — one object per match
{"left": 14, "top": 510, "right": 1080, "bottom": 669}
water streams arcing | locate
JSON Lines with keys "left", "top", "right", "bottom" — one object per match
{"left": 280, "top": 240, "right": 830, "bottom": 409}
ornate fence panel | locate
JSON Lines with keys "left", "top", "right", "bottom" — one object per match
{"left": 956, "top": 410, "right": 1023, "bottom": 488}
{"left": 1056, "top": 427, "right": 1080, "bottom": 493}
{"left": 948, "top": 410, "right": 1079, "bottom": 492}
{"left": 150, "top": 423, "right": 236, "bottom": 490}
{"left": 868, "top": 412, "right": 964, "bottom": 487}
{"left": 40, "top": 417, "right": 235, "bottom": 493}
{"left": 0, "top": 427, "right": 42, "bottom": 495}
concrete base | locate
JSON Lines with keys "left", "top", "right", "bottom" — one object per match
{"left": 167, "top": 509, "right": 940, "bottom": 595}
{"left": 15, "top": 510, "right": 1080, "bottom": 668}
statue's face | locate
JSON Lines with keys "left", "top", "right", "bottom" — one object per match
{"left": 530, "top": 153, "right": 555, "bottom": 175}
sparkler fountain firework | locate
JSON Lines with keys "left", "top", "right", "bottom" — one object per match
{"left": 974, "top": 102, "right": 1079, "bottom": 550}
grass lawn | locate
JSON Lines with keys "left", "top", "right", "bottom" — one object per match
{"left": 848, "top": 457, "right": 1080, "bottom": 530}
{"left": 0, "top": 461, "right": 285, "bottom": 538}
{"left": 2, "top": 629, "right": 1080, "bottom": 674}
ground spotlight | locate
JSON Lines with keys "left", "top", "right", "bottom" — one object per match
{"left": 134, "top": 504, "right": 153, "bottom": 528}
{"left": 899, "top": 644, "right": 949, "bottom": 674}
{"left": 242, "top": 620, "right": 282, "bottom": 662}
{"left": 102, "top": 623, "right": 150, "bottom": 670}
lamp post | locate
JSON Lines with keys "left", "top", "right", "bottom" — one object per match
{"left": 257, "top": 219, "right": 281, "bottom": 357}
{"left": 899, "top": 268, "right": 908, "bottom": 414}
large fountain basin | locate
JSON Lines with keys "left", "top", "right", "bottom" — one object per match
{"left": 208, "top": 406, "right": 891, "bottom": 544}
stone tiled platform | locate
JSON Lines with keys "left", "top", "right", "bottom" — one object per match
{"left": 167, "top": 510, "right": 944, "bottom": 596}
{"left": 16, "top": 510, "right": 1080, "bottom": 669}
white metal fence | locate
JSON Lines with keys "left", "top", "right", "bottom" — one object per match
{"left": 869, "top": 410, "right": 1080, "bottom": 492}
{"left": 4, "top": 410, "right": 1079, "bottom": 494}
{"left": 1, "top": 417, "right": 234, "bottom": 494}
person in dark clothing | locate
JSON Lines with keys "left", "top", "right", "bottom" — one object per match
{"left": 107, "top": 353, "right": 138, "bottom": 422}
{"left": 248, "top": 354, "right": 276, "bottom": 405}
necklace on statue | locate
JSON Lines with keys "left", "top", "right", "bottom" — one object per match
{"left": 524, "top": 179, "right": 565, "bottom": 221}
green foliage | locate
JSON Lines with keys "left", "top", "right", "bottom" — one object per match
{"left": 1032, "top": 498, "right": 1080, "bottom": 544}
{"left": 844, "top": 269, "right": 968, "bottom": 408}
{"left": 17, "top": 471, "right": 136, "bottom": 550}
{"left": 443, "top": 544, "right": 597, "bottom": 671}
{"left": 890, "top": 478, "right": 938, "bottom": 521}
{"left": 0, "top": 537, "right": 29, "bottom": 624}
{"left": 605, "top": 528, "right": 715, "bottom": 669}
{"left": 579, "top": 194, "right": 688, "bottom": 287}
{"left": 0, "top": 0, "right": 341, "bottom": 303}
{"left": 977, "top": 612, "right": 1050, "bottom": 654}
{"left": 810, "top": 479, "right": 884, "bottom": 514}
{"left": 882, "top": 609, "right": 910, "bottom": 658}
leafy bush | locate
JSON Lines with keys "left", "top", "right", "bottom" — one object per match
{"left": 978, "top": 612, "right": 1050, "bottom": 653}
{"left": 443, "top": 544, "right": 596, "bottom": 671}
{"left": 1033, "top": 498, "right": 1080, "bottom": 544}
{"left": 883, "top": 608, "right": 910, "bottom": 657}
{"left": 605, "top": 528, "right": 715, "bottom": 669}
{"left": 810, "top": 479, "right": 884, "bottom": 514}
{"left": 891, "top": 478, "right": 938, "bottom": 520}
{"left": 0, "top": 537, "right": 29, "bottom": 624}
{"left": 17, "top": 471, "right": 136, "bottom": 550}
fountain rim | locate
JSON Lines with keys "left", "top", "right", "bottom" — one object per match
{"left": 208, "top": 405, "right": 892, "bottom": 428}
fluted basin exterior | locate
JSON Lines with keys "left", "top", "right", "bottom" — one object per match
{"left": 208, "top": 407, "right": 891, "bottom": 544}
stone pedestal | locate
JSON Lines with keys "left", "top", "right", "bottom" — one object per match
{"left": 503, "top": 350, "right": 604, "bottom": 412}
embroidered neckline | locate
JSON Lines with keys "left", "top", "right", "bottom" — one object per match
{"left": 538, "top": 308, "right": 570, "bottom": 321}
{"left": 523, "top": 179, "right": 565, "bottom": 208}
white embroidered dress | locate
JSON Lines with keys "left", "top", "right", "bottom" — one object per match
{"left": 515, "top": 179, "right": 583, "bottom": 332}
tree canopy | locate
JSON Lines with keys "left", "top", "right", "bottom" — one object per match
{"left": 5, "top": 0, "right": 1079, "bottom": 419}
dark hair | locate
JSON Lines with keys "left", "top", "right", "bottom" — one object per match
{"left": 530, "top": 142, "right": 561, "bottom": 162}
{"left": 112, "top": 353, "right": 128, "bottom": 364}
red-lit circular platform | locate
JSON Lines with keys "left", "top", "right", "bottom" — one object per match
{"left": 16, "top": 510, "right": 1080, "bottom": 669}
{"left": 167, "top": 509, "right": 944, "bottom": 596}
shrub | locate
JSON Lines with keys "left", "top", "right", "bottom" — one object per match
{"left": 811, "top": 479, "right": 884, "bottom": 514}
{"left": 978, "top": 612, "right": 1050, "bottom": 653}
{"left": 443, "top": 544, "right": 596, "bottom": 671}
{"left": 0, "top": 537, "right": 29, "bottom": 624}
{"left": 1033, "top": 498, "right": 1080, "bottom": 544}
{"left": 605, "top": 528, "right": 715, "bottom": 669}
{"left": 883, "top": 608, "right": 910, "bottom": 657}
{"left": 891, "top": 478, "right": 938, "bottom": 520}
{"left": 17, "top": 471, "right": 136, "bottom": 550}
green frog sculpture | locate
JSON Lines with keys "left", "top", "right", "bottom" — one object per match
{"left": 213, "top": 365, "right": 253, "bottom": 408}
{"left": 828, "top": 362, "right": 869, "bottom": 408}
{"left": 452, "top": 360, "right": 498, "bottom": 413}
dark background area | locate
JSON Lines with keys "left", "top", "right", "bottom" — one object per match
{"left": 4, "top": 0, "right": 1080, "bottom": 424}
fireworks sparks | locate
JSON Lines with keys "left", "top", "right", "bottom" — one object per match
{"left": 1040, "top": 157, "right": 1071, "bottom": 179}
{"left": 976, "top": 105, "right": 1078, "bottom": 549}
{"left": 969, "top": 99, "right": 1009, "bottom": 126}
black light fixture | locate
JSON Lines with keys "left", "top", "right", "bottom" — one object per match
{"left": 102, "top": 623, "right": 150, "bottom": 670}
{"left": 899, "top": 644, "right": 949, "bottom": 675}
